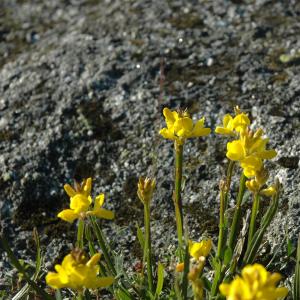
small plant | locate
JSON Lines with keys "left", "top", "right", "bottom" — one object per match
{"left": 0, "top": 106, "right": 295, "bottom": 299}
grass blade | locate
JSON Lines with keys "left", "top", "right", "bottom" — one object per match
{"left": 294, "top": 234, "right": 300, "bottom": 300}
{"left": 0, "top": 235, "right": 54, "bottom": 300}
{"left": 243, "top": 181, "right": 279, "bottom": 265}
{"left": 12, "top": 228, "right": 43, "bottom": 300}
{"left": 155, "top": 262, "right": 164, "bottom": 298}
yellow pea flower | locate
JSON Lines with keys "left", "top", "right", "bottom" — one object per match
{"left": 215, "top": 106, "right": 250, "bottom": 136}
{"left": 159, "top": 108, "right": 211, "bottom": 145}
{"left": 219, "top": 263, "right": 288, "bottom": 300}
{"left": 226, "top": 129, "right": 277, "bottom": 178}
{"left": 189, "top": 239, "right": 212, "bottom": 260}
{"left": 176, "top": 240, "right": 211, "bottom": 273}
{"left": 260, "top": 185, "right": 276, "bottom": 197}
{"left": 58, "top": 178, "right": 114, "bottom": 223}
{"left": 46, "top": 249, "right": 114, "bottom": 291}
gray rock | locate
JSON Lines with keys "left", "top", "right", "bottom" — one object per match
{"left": 0, "top": 0, "right": 299, "bottom": 297}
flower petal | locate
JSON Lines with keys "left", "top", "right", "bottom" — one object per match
{"left": 83, "top": 178, "right": 92, "bottom": 196}
{"left": 223, "top": 114, "right": 233, "bottom": 128}
{"left": 174, "top": 117, "right": 193, "bottom": 137}
{"left": 159, "top": 128, "right": 175, "bottom": 140}
{"left": 256, "top": 149, "right": 277, "bottom": 159}
{"left": 57, "top": 209, "right": 79, "bottom": 223}
{"left": 192, "top": 127, "right": 211, "bottom": 137}
{"left": 86, "top": 253, "right": 101, "bottom": 267}
{"left": 226, "top": 140, "right": 246, "bottom": 161}
{"left": 94, "top": 194, "right": 105, "bottom": 210}
{"left": 70, "top": 194, "right": 90, "bottom": 213}
{"left": 163, "top": 108, "right": 176, "bottom": 129}
{"left": 90, "top": 208, "right": 114, "bottom": 220}
{"left": 215, "top": 127, "right": 234, "bottom": 135}
{"left": 46, "top": 272, "right": 68, "bottom": 289}
{"left": 64, "top": 184, "right": 76, "bottom": 197}
{"left": 260, "top": 186, "right": 276, "bottom": 197}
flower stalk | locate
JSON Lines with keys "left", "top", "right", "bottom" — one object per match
{"left": 144, "top": 200, "right": 154, "bottom": 293}
{"left": 224, "top": 161, "right": 235, "bottom": 209}
{"left": 248, "top": 192, "right": 260, "bottom": 243}
{"left": 137, "top": 177, "right": 156, "bottom": 293}
{"left": 174, "top": 142, "right": 184, "bottom": 258}
{"left": 228, "top": 173, "right": 246, "bottom": 251}
{"left": 76, "top": 219, "right": 85, "bottom": 249}
{"left": 217, "top": 181, "right": 226, "bottom": 259}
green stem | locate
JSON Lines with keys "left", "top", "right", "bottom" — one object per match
{"left": 248, "top": 193, "right": 260, "bottom": 243}
{"left": 217, "top": 187, "right": 226, "bottom": 259}
{"left": 90, "top": 217, "right": 116, "bottom": 275}
{"left": 224, "top": 161, "right": 235, "bottom": 209}
{"left": 76, "top": 219, "right": 85, "bottom": 249}
{"left": 144, "top": 201, "right": 154, "bottom": 293}
{"left": 76, "top": 292, "right": 84, "bottom": 300}
{"left": 174, "top": 142, "right": 184, "bottom": 259}
{"left": 228, "top": 173, "right": 246, "bottom": 251}
{"left": 181, "top": 241, "right": 190, "bottom": 300}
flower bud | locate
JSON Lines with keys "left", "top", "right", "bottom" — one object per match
{"left": 137, "top": 177, "right": 156, "bottom": 204}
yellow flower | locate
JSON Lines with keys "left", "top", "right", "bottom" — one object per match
{"left": 137, "top": 177, "right": 156, "bottom": 204}
{"left": 215, "top": 108, "right": 250, "bottom": 136}
{"left": 246, "top": 168, "right": 277, "bottom": 197}
{"left": 226, "top": 129, "right": 277, "bottom": 177}
{"left": 260, "top": 185, "right": 276, "bottom": 197}
{"left": 219, "top": 263, "right": 288, "bottom": 300}
{"left": 189, "top": 239, "right": 212, "bottom": 260}
{"left": 159, "top": 108, "right": 211, "bottom": 145}
{"left": 46, "top": 249, "right": 114, "bottom": 291}
{"left": 58, "top": 178, "right": 114, "bottom": 223}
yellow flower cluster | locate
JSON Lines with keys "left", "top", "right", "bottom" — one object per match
{"left": 46, "top": 249, "right": 114, "bottom": 291}
{"left": 215, "top": 107, "right": 277, "bottom": 181}
{"left": 58, "top": 178, "right": 114, "bottom": 223}
{"left": 159, "top": 108, "right": 211, "bottom": 145}
{"left": 220, "top": 264, "right": 288, "bottom": 300}
{"left": 245, "top": 167, "right": 276, "bottom": 196}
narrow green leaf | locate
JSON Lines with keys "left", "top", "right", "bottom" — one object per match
{"left": 294, "top": 234, "right": 300, "bottom": 300}
{"left": 55, "top": 290, "right": 62, "bottom": 300}
{"left": 202, "top": 276, "right": 211, "bottom": 291}
{"left": 243, "top": 185, "right": 279, "bottom": 265}
{"left": 136, "top": 224, "right": 145, "bottom": 251}
{"left": 147, "top": 291, "right": 155, "bottom": 300}
{"left": 287, "top": 238, "right": 294, "bottom": 257}
{"left": 90, "top": 216, "right": 116, "bottom": 275}
{"left": 85, "top": 224, "right": 96, "bottom": 256}
{"left": 115, "top": 289, "right": 133, "bottom": 300}
{"left": 223, "top": 247, "right": 233, "bottom": 266}
{"left": 84, "top": 289, "right": 92, "bottom": 300}
{"left": 0, "top": 236, "right": 54, "bottom": 300}
{"left": 174, "top": 273, "right": 183, "bottom": 300}
{"left": 12, "top": 228, "right": 43, "bottom": 300}
{"left": 155, "top": 262, "right": 164, "bottom": 298}
{"left": 76, "top": 219, "right": 85, "bottom": 248}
